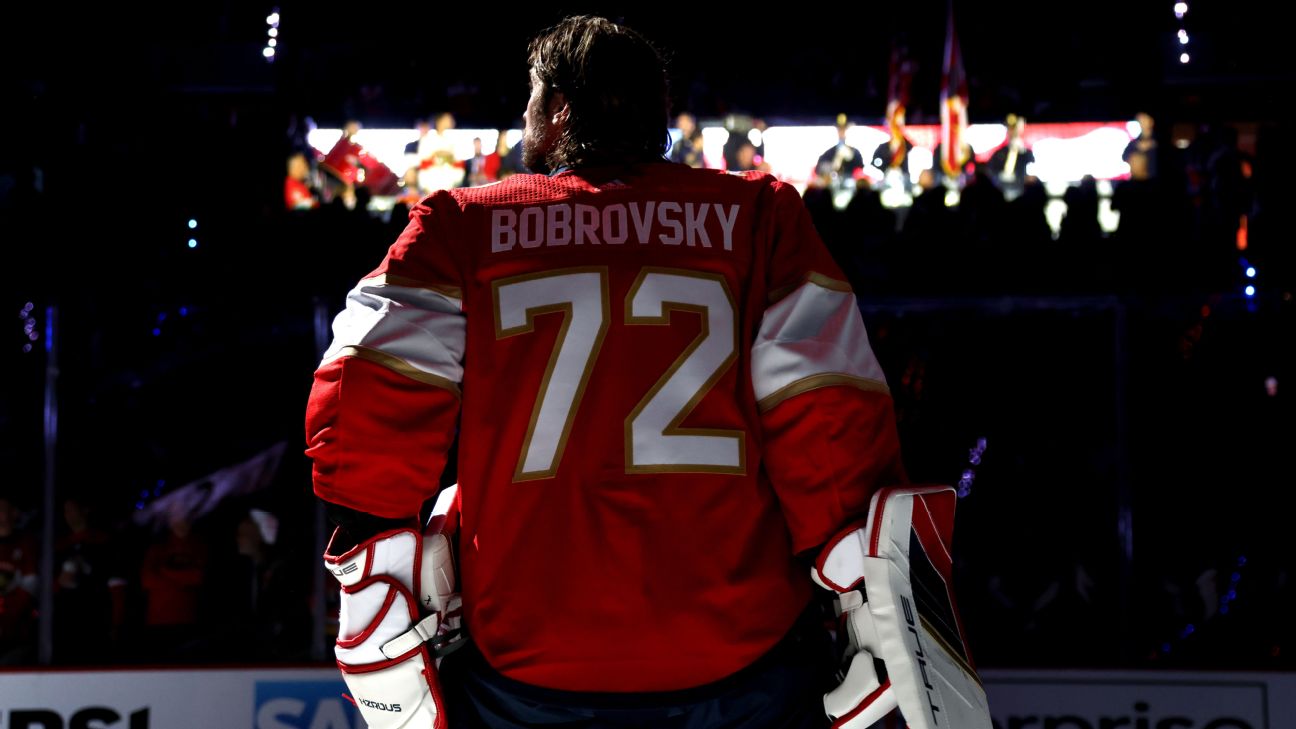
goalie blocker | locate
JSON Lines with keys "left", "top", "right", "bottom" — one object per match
{"left": 323, "top": 486, "right": 463, "bottom": 729}
{"left": 812, "top": 485, "right": 991, "bottom": 729}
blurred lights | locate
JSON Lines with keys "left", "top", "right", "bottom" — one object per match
{"left": 1246, "top": 267, "right": 1256, "bottom": 278}
{"left": 187, "top": 218, "right": 197, "bottom": 229}
{"left": 1180, "top": 53, "right": 1190, "bottom": 64}
{"left": 188, "top": 238, "right": 198, "bottom": 249}
{"left": 1245, "top": 285, "right": 1256, "bottom": 297}
{"left": 264, "top": 8, "right": 279, "bottom": 62}
{"left": 747, "top": 128, "right": 763, "bottom": 147}
{"left": 1266, "top": 377, "right": 1278, "bottom": 397}
{"left": 1178, "top": 30, "right": 1189, "bottom": 45}
{"left": 1174, "top": 2, "right": 1188, "bottom": 17}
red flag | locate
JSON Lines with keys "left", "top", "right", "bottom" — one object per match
{"left": 887, "top": 41, "right": 914, "bottom": 113}
{"left": 940, "top": 1, "right": 969, "bottom": 178}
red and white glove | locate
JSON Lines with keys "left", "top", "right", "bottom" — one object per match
{"left": 323, "top": 486, "right": 462, "bottom": 729}
{"left": 812, "top": 485, "right": 991, "bottom": 729}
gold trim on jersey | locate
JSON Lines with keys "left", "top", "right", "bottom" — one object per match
{"left": 767, "top": 271, "right": 854, "bottom": 305}
{"left": 624, "top": 267, "right": 746, "bottom": 476}
{"left": 330, "top": 345, "right": 463, "bottom": 397}
{"left": 492, "top": 267, "right": 611, "bottom": 482}
{"left": 756, "top": 373, "right": 889, "bottom": 413}
{"left": 362, "top": 272, "right": 463, "bottom": 301}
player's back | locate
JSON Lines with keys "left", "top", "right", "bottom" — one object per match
{"left": 403, "top": 163, "right": 817, "bottom": 692}
{"left": 331, "top": 160, "right": 889, "bottom": 693}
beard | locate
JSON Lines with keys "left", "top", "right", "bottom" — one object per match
{"left": 522, "top": 127, "right": 555, "bottom": 175}
{"left": 522, "top": 139, "right": 550, "bottom": 175}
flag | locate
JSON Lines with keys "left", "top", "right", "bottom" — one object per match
{"left": 887, "top": 40, "right": 914, "bottom": 114}
{"left": 940, "top": 1, "right": 969, "bottom": 178}
{"left": 132, "top": 442, "right": 287, "bottom": 531}
{"left": 887, "top": 40, "right": 915, "bottom": 168}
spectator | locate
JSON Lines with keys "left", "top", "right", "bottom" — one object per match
{"left": 284, "top": 152, "right": 319, "bottom": 211}
{"left": 0, "top": 496, "right": 36, "bottom": 665}
{"left": 669, "top": 112, "right": 705, "bottom": 168}
{"left": 139, "top": 512, "right": 209, "bottom": 660}
{"left": 53, "top": 495, "right": 126, "bottom": 664}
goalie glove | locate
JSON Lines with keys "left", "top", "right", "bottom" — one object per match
{"left": 323, "top": 486, "right": 463, "bottom": 729}
{"left": 812, "top": 485, "right": 991, "bottom": 729}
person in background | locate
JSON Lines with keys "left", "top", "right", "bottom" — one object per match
{"left": 463, "top": 137, "right": 490, "bottom": 187}
{"left": 1123, "top": 111, "right": 1158, "bottom": 180}
{"left": 53, "top": 495, "right": 126, "bottom": 663}
{"left": 139, "top": 511, "right": 209, "bottom": 660}
{"left": 284, "top": 152, "right": 319, "bottom": 210}
{"left": 669, "top": 112, "right": 705, "bottom": 168}
{"left": 817, "top": 113, "right": 864, "bottom": 182}
{"left": 0, "top": 495, "right": 36, "bottom": 665}
{"left": 988, "top": 114, "right": 1036, "bottom": 200}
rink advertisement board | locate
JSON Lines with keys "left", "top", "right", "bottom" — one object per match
{"left": 0, "top": 667, "right": 1293, "bottom": 728}
{"left": 0, "top": 667, "right": 359, "bottom": 729}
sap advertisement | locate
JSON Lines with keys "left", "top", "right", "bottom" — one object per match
{"left": 0, "top": 667, "right": 1293, "bottom": 728}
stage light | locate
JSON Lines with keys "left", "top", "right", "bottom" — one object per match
{"left": 1245, "top": 285, "right": 1256, "bottom": 297}
{"left": 268, "top": 39, "right": 277, "bottom": 48}
{"left": 747, "top": 128, "right": 763, "bottom": 147}
{"left": 1246, "top": 267, "right": 1256, "bottom": 278}
{"left": 263, "top": 47, "right": 275, "bottom": 59}
{"left": 267, "top": 12, "right": 280, "bottom": 25}
{"left": 179, "top": 307, "right": 189, "bottom": 317}
{"left": 188, "top": 239, "right": 198, "bottom": 249}
{"left": 268, "top": 27, "right": 278, "bottom": 38}
{"left": 152, "top": 328, "right": 162, "bottom": 337}
{"left": 1178, "top": 30, "right": 1189, "bottom": 44}
{"left": 1180, "top": 53, "right": 1190, "bottom": 64}
{"left": 187, "top": 218, "right": 197, "bottom": 229}
{"left": 1174, "top": 2, "right": 1188, "bottom": 17}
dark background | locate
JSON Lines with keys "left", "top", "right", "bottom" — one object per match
{"left": 1, "top": 2, "right": 1292, "bottom": 668}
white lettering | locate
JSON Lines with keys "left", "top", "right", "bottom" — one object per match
{"left": 519, "top": 208, "right": 543, "bottom": 249}
{"left": 657, "top": 202, "right": 683, "bottom": 245}
{"left": 547, "top": 204, "right": 571, "bottom": 246}
{"left": 491, "top": 209, "right": 516, "bottom": 253}
{"left": 575, "top": 204, "right": 600, "bottom": 245}
{"left": 684, "top": 203, "right": 711, "bottom": 248}
{"left": 714, "top": 204, "right": 739, "bottom": 251}
{"left": 489, "top": 201, "right": 742, "bottom": 254}
{"left": 602, "top": 204, "right": 628, "bottom": 244}
{"left": 629, "top": 201, "right": 656, "bottom": 244}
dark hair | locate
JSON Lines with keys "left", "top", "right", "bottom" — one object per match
{"left": 527, "top": 16, "right": 670, "bottom": 169}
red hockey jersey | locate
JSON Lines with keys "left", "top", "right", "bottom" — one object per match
{"left": 306, "top": 162, "right": 904, "bottom": 692}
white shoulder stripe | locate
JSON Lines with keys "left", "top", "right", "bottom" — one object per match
{"left": 751, "top": 279, "right": 887, "bottom": 409}
{"left": 321, "top": 280, "right": 465, "bottom": 386}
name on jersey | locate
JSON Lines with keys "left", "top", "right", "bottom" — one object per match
{"left": 491, "top": 202, "right": 740, "bottom": 253}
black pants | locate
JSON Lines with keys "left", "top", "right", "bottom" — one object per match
{"left": 440, "top": 610, "right": 834, "bottom": 729}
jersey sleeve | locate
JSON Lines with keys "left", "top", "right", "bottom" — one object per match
{"left": 754, "top": 182, "right": 906, "bottom": 554}
{"left": 305, "top": 193, "right": 466, "bottom": 518}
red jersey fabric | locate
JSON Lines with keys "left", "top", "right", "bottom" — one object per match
{"left": 306, "top": 162, "right": 904, "bottom": 691}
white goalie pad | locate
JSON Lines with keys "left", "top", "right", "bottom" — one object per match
{"left": 322, "top": 485, "right": 461, "bottom": 729}
{"left": 813, "top": 485, "right": 991, "bottom": 729}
